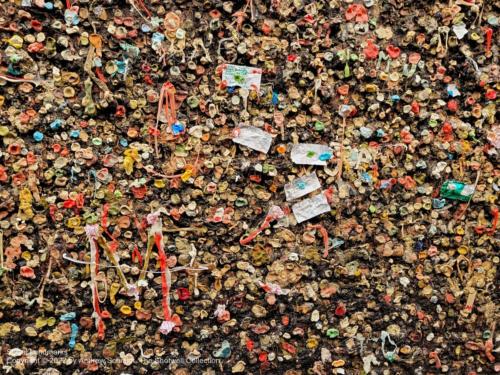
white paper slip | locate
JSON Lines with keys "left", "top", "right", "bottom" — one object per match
{"left": 284, "top": 172, "right": 321, "bottom": 201}
{"left": 452, "top": 23, "right": 468, "bottom": 40}
{"left": 233, "top": 126, "right": 273, "bottom": 154}
{"left": 290, "top": 144, "right": 333, "bottom": 166}
{"left": 292, "top": 192, "right": 331, "bottom": 223}
{"left": 222, "top": 64, "right": 262, "bottom": 91}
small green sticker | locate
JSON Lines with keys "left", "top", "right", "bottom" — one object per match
{"left": 234, "top": 74, "right": 245, "bottom": 84}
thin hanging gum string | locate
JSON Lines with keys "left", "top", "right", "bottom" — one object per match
{"left": 155, "top": 82, "right": 177, "bottom": 157}
{"left": 0, "top": 74, "right": 43, "bottom": 85}
{"left": 98, "top": 204, "right": 129, "bottom": 290}
{"left": 0, "top": 231, "right": 3, "bottom": 269}
{"left": 85, "top": 225, "right": 106, "bottom": 340}
{"left": 155, "top": 232, "right": 171, "bottom": 320}
{"left": 37, "top": 255, "right": 53, "bottom": 306}
{"left": 239, "top": 207, "right": 285, "bottom": 246}
{"left": 97, "top": 236, "right": 129, "bottom": 290}
{"left": 138, "top": 227, "right": 154, "bottom": 284}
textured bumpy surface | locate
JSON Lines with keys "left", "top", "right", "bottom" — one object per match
{"left": 0, "top": 0, "right": 498, "bottom": 374}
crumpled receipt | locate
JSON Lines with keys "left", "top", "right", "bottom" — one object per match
{"left": 232, "top": 126, "right": 273, "bottom": 154}
{"left": 292, "top": 192, "right": 331, "bottom": 223}
{"left": 284, "top": 172, "right": 322, "bottom": 201}
{"left": 291, "top": 143, "right": 333, "bottom": 166}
